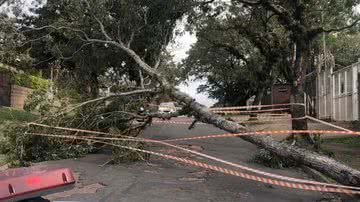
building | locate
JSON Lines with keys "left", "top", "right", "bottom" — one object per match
{"left": 317, "top": 58, "right": 360, "bottom": 121}
{"left": 271, "top": 84, "right": 292, "bottom": 105}
{"left": 246, "top": 84, "right": 291, "bottom": 107}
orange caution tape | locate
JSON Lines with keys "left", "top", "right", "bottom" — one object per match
{"left": 25, "top": 132, "right": 360, "bottom": 194}
{"left": 212, "top": 108, "right": 290, "bottom": 114}
{"left": 165, "top": 130, "right": 360, "bottom": 142}
{"left": 210, "top": 103, "right": 304, "bottom": 111}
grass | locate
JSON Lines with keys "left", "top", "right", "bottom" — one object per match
{"left": 0, "top": 107, "right": 37, "bottom": 166}
{"left": 322, "top": 136, "right": 360, "bottom": 147}
{"left": 0, "top": 107, "right": 37, "bottom": 124}
{"left": 321, "top": 136, "right": 360, "bottom": 169}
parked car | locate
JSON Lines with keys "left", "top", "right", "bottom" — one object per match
{"left": 158, "top": 102, "right": 177, "bottom": 120}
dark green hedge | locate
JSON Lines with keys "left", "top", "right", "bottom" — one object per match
{"left": 0, "top": 63, "right": 48, "bottom": 90}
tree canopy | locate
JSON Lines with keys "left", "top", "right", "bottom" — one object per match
{"left": 18, "top": 0, "right": 195, "bottom": 97}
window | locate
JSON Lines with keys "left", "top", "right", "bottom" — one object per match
{"left": 347, "top": 70, "right": 353, "bottom": 93}
{"left": 335, "top": 75, "right": 339, "bottom": 96}
{"left": 326, "top": 77, "right": 331, "bottom": 94}
{"left": 341, "top": 81, "right": 345, "bottom": 94}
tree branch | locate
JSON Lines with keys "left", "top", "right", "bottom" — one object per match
{"left": 83, "top": 0, "right": 113, "bottom": 41}
{"left": 0, "top": 0, "right": 7, "bottom": 7}
{"left": 59, "top": 42, "right": 94, "bottom": 60}
{"left": 310, "top": 18, "right": 360, "bottom": 36}
{"left": 127, "top": 31, "right": 135, "bottom": 48}
{"left": 200, "top": 35, "right": 249, "bottom": 64}
{"left": 98, "top": 111, "right": 147, "bottom": 120}
{"left": 237, "top": 1, "right": 300, "bottom": 34}
{"left": 21, "top": 25, "right": 90, "bottom": 41}
{"left": 64, "top": 89, "right": 156, "bottom": 114}
{"left": 236, "top": 0, "right": 260, "bottom": 5}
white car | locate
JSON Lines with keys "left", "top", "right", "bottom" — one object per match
{"left": 158, "top": 102, "right": 176, "bottom": 119}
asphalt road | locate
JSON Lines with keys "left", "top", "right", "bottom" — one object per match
{"left": 37, "top": 117, "right": 350, "bottom": 202}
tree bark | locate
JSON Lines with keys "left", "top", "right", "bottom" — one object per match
{"left": 139, "top": 69, "right": 145, "bottom": 89}
{"left": 249, "top": 88, "right": 264, "bottom": 120}
{"left": 90, "top": 71, "right": 99, "bottom": 99}
{"left": 289, "top": 40, "right": 314, "bottom": 144}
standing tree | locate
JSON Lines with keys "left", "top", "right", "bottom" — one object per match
{"left": 19, "top": 0, "right": 360, "bottom": 187}
{"left": 21, "top": 0, "right": 194, "bottom": 98}
{"left": 185, "top": 2, "right": 294, "bottom": 119}
{"left": 182, "top": 19, "right": 264, "bottom": 106}
{"left": 234, "top": 0, "right": 360, "bottom": 142}
{"left": 0, "top": 13, "right": 32, "bottom": 68}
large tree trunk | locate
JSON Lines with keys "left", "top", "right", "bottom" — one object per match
{"left": 249, "top": 88, "right": 265, "bottom": 120}
{"left": 290, "top": 42, "right": 313, "bottom": 144}
{"left": 90, "top": 71, "right": 99, "bottom": 99}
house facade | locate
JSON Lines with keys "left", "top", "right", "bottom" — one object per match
{"left": 317, "top": 59, "right": 360, "bottom": 121}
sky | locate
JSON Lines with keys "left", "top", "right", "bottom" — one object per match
{"left": 169, "top": 31, "right": 217, "bottom": 107}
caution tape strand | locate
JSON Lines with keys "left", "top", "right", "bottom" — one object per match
{"left": 212, "top": 108, "right": 290, "bottom": 114}
{"left": 165, "top": 130, "right": 360, "bottom": 142}
{"left": 29, "top": 123, "right": 360, "bottom": 190}
{"left": 210, "top": 103, "right": 304, "bottom": 111}
{"left": 25, "top": 132, "right": 360, "bottom": 194}
{"left": 27, "top": 123, "right": 360, "bottom": 191}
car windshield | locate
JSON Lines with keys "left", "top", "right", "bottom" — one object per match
{"left": 160, "top": 103, "right": 175, "bottom": 108}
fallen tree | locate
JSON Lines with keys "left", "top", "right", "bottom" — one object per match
{"left": 76, "top": 14, "right": 360, "bottom": 186}
{"left": 22, "top": 1, "right": 360, "bottom": 187}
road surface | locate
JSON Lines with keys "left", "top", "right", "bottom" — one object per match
{"left": 37, "top": 117, "right": 351, "bottom": 202}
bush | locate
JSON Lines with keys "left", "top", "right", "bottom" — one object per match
{"left": 253, "top": 149, "right": 296, "bottom": 169}
{"left": 0, "top": 63, "right": 48, "bottom": 90}
{"left": 1, "top": 71, "right": 150, "bottom": 166}
{"left": 15, "top": 73, "right": 48, "bottom": 90}
{"left": 0, "top": 121, "right": 94, "bottom": 167}
{"left": 24, "top": 89, "right": 52, "bottom": 115}
{"left": 1, "top": 93, "right": 150, "bottom": 166}
{"left": 0, "top": 107, "right": 37, "bottom": 124}
{"left": 108, "top": 127, "right": 149, "bottom": 163}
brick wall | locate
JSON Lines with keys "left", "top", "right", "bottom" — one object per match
{"left": 0, "top": 73, "right": 11, "bottom": 107}
{"left": 10, "top": 85, "right": 32, "bottom": 109}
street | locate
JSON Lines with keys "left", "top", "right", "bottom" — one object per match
{"left": 38, "top": 117, "right": 345, "bottom": 202}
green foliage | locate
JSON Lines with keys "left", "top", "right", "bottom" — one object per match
{"left": 322, "top": 136, "right": 360, "bottom": 148}
{"left": 254, "top": 149, "right": 295, "bottom": 169}
{"left": 111, "top": 140, "right": 149, "bottom": 163}
{"left": 0, "top": 15, "right": 32, "bottom": 68}
{"left": 23, "top": 89, "right": 51, "bottom": 115}
{"left": 0, "top": 107, "right": 37, "bottom": 124}
{"left": 109, "top": 128, "right": 149, "bottom": 163}
{"left": 0, "top": 121, "right": 94, "bottom": 167}
{"left": 1, "top": 83, "right": 151, "bottom": 166}
{"left": 23, "top": 0, "right": 193, "bottom": 97}
{"left": 327, "top": 33, "right": 360, "bottom": 67}
{"left": 14, "top": 73, "right": 49, "bottom": 90}
{"left": 0, "top": 62, "right": 48, "bottom": 90}
{"left": 182, "top": 18, "right": 266, "bottom": 106}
